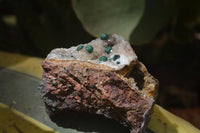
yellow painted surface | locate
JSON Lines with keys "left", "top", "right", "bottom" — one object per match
{"left": 149, "top": 105, "right": 200, "bottom": 133}
{"left": 0, "top": 51, "right": 43, "bottom": 78}
{"left": 0, "top": 103, "right": 57, "bottom": 133}
{"left": 0, "top": 51, "right": 200, "bottom": 133}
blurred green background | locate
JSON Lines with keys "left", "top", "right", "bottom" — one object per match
{"left": 0, "top": 0, "right": 200, "bottom": 128}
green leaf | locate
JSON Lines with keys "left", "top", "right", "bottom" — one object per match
{"left": 72, "top": 0, "right": 178, "bottom": 45}
{"left": 72, "top": 0, "right": 145, "bottom": 41}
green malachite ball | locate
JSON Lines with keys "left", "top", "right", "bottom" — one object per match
{"left": 116, "top": 61, "right": 120, "bottom": 64}
{"left": 113, "top": 54, "right": 120, "bottom": 61}
{"left": 85, "top": 45, "right": 93, "bottom": 53}
{"left": 105, "top": 46, "right": 112, "bottom": 54}
{"left": 99, "top": 56, "right": 108, "bottom": 62}
{"left": 100, "top": 33, "right": 108, "bottom": 40}
{"left": 77, "top": 45, "right": 84, "bottom": 51}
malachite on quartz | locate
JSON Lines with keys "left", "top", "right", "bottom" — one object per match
{"left": 105, "top": 46, "right": 112, "bottom": 54}
{"left": 100, "top": 33, "right": 108, "bottom": 40}
{"left": 76, "top": 45, "right": 84, "bottom": 51}
{"left": 113, "top": 54, "right": 120, "bottom": 61}
{"left": 85, "top": 45, "right": 93, "bottom": 53}
{"left": 41, "top": 34, "right": 159, "bottom": 133}
{"left": 99, "top": 56, "right": 108, "bottom": 62}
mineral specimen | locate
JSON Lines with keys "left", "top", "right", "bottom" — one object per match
{"left": 39, "top": 34, "right": 159, "bottom": 133}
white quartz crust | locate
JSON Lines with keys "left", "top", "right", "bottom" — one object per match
{"left": 46, "top": 34, "right": 137, "bottom": 70}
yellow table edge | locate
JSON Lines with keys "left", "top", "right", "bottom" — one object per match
{"left": 0, "top": 103, "right": 58, "bottom": 133}
{"left": 0, "top": 51, "right": 43, "bottom": 79}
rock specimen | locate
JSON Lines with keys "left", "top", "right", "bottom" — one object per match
{"left": 39, "top": 34, "right": 159, "bottom": 133}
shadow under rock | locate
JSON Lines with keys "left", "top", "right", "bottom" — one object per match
{"left": 49, "top": 109, "right": 130, "bottom": 133}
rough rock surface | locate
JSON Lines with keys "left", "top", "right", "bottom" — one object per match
{"left": 39, "top": 34, "right": 158, "bottom": 133}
